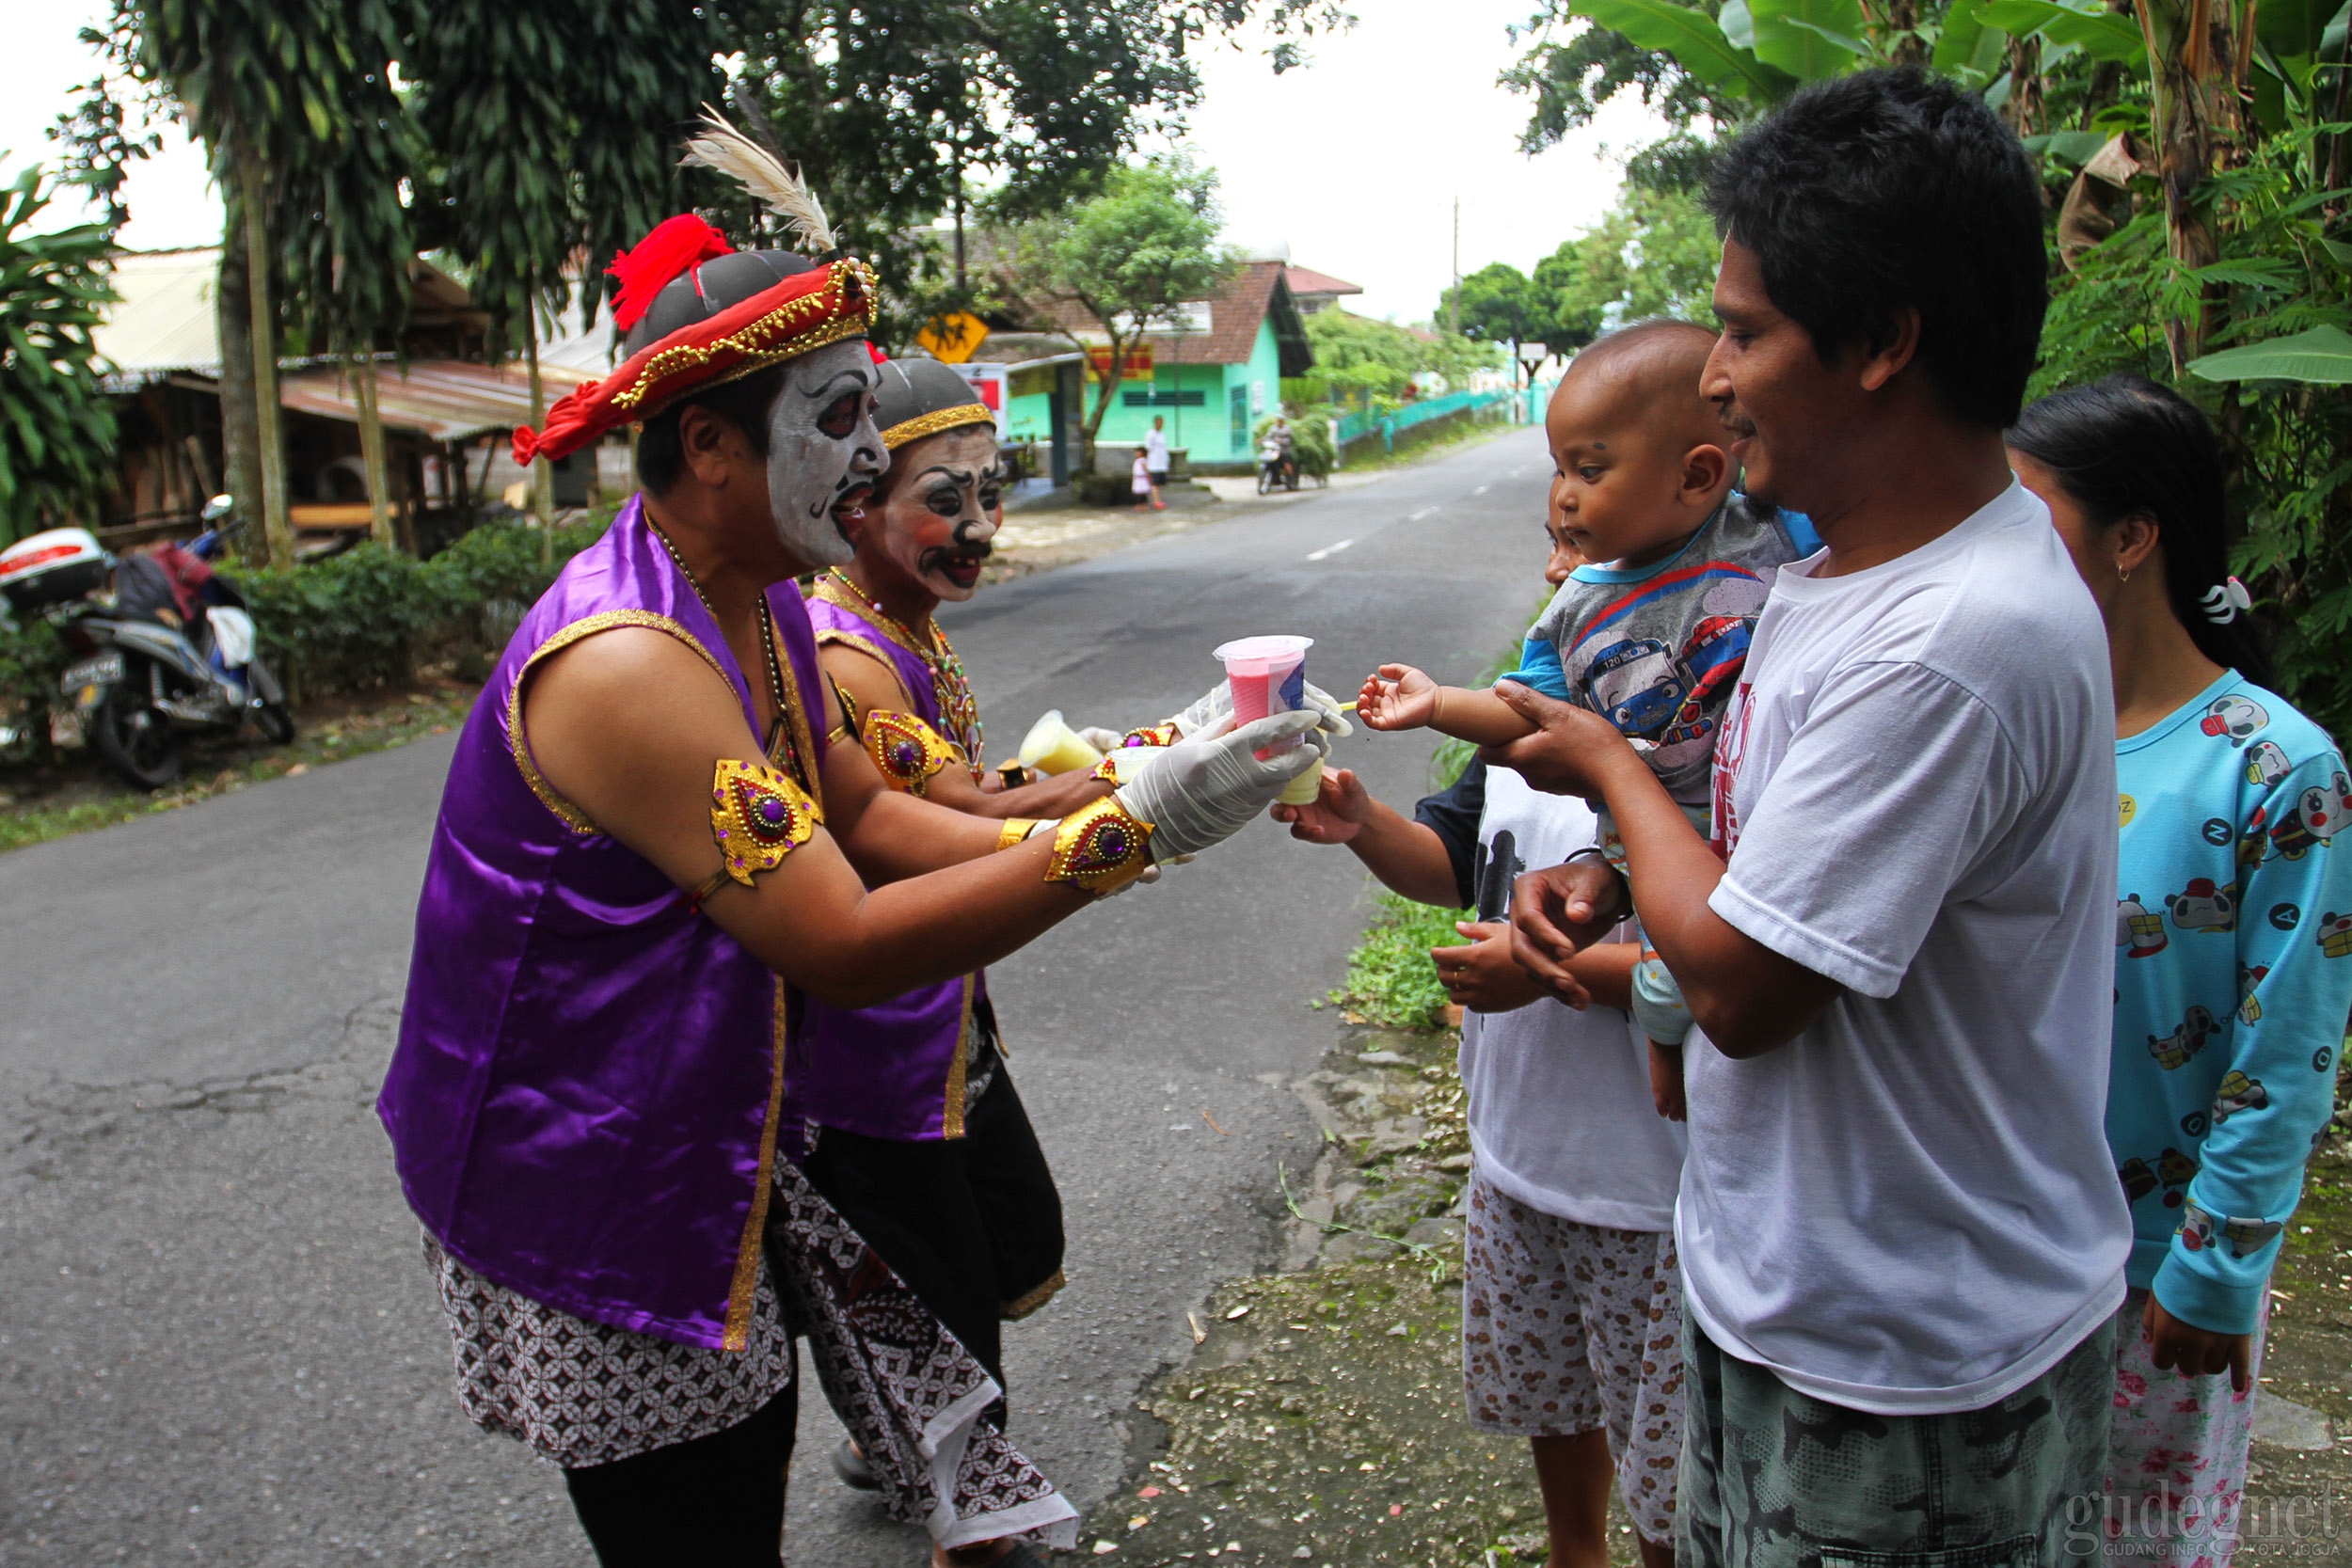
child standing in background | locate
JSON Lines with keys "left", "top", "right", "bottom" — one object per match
{"left": 1358, "top": 320, "right": 1817, "bottom": 1115}
{"left": 1130, "top": 447, "right": 1153, "bottom": 513}
{"left": 1278, "top": 504, "right": 1687, "bottom": 1568}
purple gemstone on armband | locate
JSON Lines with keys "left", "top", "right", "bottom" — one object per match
{"left": 759, "top": 799, "right": 787, "bottom": 825}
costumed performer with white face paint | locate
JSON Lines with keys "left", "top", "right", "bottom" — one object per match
{"left": 375, "top": 116, "right": 1326, "bottom": 1568}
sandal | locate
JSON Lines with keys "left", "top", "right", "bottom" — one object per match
{"left": 832, "top": 1436, "right": 880, "bottom": 1491}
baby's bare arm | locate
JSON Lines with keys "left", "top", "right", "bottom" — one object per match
{"left": 1427, "top": 686, "right": 1540, "bottom": 746}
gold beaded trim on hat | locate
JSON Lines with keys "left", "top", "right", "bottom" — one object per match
{"left": 1044, "top": 795, "right": 1152, "bottom": 895}
{"left": 612, "top": 259, "right": 882, "bottom": 416}
{"left": 882, "top": 403, "right": 994, "bottom": 450}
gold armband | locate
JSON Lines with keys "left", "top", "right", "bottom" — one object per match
{"left": 1044, "top": 796, "right": 1152, "bottom": 895}
{"left": 1122, "top": 721, "right": 1183, "bottom": 749}
{"left": 995, "top": 817, "right": 1050, "bottom": 851}
{"left": 863, "top": 709, "right": 958, "bottom": 795}
{"left": 702, "top": 759, "right": 820, "bottom": 901}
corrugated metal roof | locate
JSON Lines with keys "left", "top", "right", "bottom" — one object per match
{"left": 277, "top": 360, "right": 591, "bottom": 442}
{"left": 95, "top": 248, "right": 224, "bottom": 383}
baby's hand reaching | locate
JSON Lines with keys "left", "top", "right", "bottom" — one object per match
{"left": 1358, "top": 664, "right": 1438, "bottom": 732}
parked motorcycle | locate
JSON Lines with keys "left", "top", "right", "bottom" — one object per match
{"left": 0, "top": 496, "right": 294, "bottom": 790}
{"left": 1256, "top": 440, "right": 1300, "bottom": 495}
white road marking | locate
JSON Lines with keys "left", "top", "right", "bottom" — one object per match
{"left": 1407, "top": 506, "right": 1438, "bottom": 521}
{"left": 1305, "top": 538, "right": 1355, "bottom": 562}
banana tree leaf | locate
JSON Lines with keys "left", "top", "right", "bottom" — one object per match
{"left": 1980, "top": 0, "right": 2149, "bottom": 62}
{"left": 1750, "top": 0, "right": 1867, "bottom": 74}
{"left": 1933, "top": 0, "right": 2013, "bottom": 81}
{"left": 2258, "top": 0, "right": 2346, "bottom": 62}
{"left": 1568, "top": 0, "right": 1799, "bottom": 99}
{"left": 1722, "top": 0, "right": 1758, "bottom": 48}
{"left": 2026, "top": 129, "right": 2115, "bottom": 164}
{"left": 2321, "top": 238, "right": 2352, "bottom": 268}
{"left": 2328, "top": 0, "right": 2350, "bottom": 56}
{"left": 2186, "top": 325, "right": 2352, "bottom": 384}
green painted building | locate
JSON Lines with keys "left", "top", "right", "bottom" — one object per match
{"left": 1030, "top": 261, "right": 1314, "bottom": 470}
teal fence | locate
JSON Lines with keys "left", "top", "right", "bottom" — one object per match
{"left": 1329, "top": 385, "right": 1535, "bottom": 456}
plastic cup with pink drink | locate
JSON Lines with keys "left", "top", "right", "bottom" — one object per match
{"left": 1213, "top": 634, "right": 1325, "bottom": 804}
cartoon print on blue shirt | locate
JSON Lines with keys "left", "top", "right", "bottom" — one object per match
{"left": 2156, "top": 1146, "right": 2200, "bottom": 1205}
{"left": 2233, "top": 810, "right": 2273, "bottom": 870}
{"left": 2237, "top": 962, "right": 2268, "bottom": 1023}
{"left": 2179, "top": 1201, "right": 2283, "bottom": 1260}
{"left": 2166, "top": 878, "right": 2237, "bottom": 933}
{"left": 2316, "top": 911, "right": 2352, "bottom": 958}
{"left": 2200, "top": 693, "right": 2269, "bottom": 746}
{"left": 2118, "top": 1156, "right": 2156, "bottom": 1203}
{"left": 1581, "top": 638, "right": 1684, "bottom": 736}
{"left": 2212, "top": 1069, "right": 2268, "bottom": 1122}
{"left": 2118, "top": 895, "right": 2168, "bottom": 958}
{"left": 2148, "top": 1005, "right": 2220, "bottom": 1069}
{"left": 2296, "top": 772, "right": 2350, "bottom": 842}
{"left": 1658, "top": 615, "right": 1753, "bottom": 750}
{"left": 2246, "top": 740, "right": 2292, "bottom": 787}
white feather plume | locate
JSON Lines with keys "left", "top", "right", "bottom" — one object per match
{"left": 680, "top": 106, "right": 837, "bottom": 254}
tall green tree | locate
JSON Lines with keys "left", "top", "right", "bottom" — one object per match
{"left": 407, "top": 7, "right": 720, "bottom": 535}
{"left": 0, "top": 166, "right": 119, "bottom": 544}
{"left": 995, "top": 156, "right": 1237, "bottom": 455}
{"left": 718, "top": 0, "right": 1346, "bottom": 339}
{"left": 1444, "top": 261, "right": 1548, "bottom": 347}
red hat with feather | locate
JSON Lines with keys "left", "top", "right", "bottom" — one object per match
{"left": 514, "top": 111, "right": 880, "bottom": 467}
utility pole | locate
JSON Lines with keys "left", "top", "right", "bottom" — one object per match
{"left": 1449, "top": 195, "right": 1461, "bottom": 336}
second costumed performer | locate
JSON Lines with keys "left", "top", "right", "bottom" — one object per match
{"left": 376, "top": 114, "right": 1327, "bottom": 1568}
{"left": 802, "top": 356, "right": 1358, "bottom": 1560}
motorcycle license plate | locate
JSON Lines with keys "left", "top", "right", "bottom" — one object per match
{"left": 60, "top": 652, "right": 124, "bottom": 693}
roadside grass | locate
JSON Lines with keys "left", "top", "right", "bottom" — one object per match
{"left": 0, "top": 684, "right": 475, "bottom": 855}
{"left": 1324, "top": 892, "right": 1471, "bottom": 1031}
{"left": 1338, "top": 411, "right": 1520, "bottom": 476}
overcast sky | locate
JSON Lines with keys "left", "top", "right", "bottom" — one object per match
{"left": 5, "top": 0, "right": 1664, "bottom": 324}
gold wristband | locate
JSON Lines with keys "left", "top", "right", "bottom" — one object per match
{"left": 996, "top": 817, "right": 1047, "bottom": 851}
{"left": 1043, "top": 796, "right": 1152, "bottom": 895}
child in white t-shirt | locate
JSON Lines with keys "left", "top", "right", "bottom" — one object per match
{"left": 1275, "top": 515, "right": 1688, "bottom": 1568}
{"left": 1130, "top": 448, "right": 1152, "bottom": 512}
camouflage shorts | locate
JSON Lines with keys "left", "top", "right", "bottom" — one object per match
{"left": 1677, "top": 1310, "right": 2117, "bottom": 1568}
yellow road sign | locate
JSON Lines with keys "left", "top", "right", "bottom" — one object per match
{"left": 915, "top": 312, "right": 990, "bottom": 364}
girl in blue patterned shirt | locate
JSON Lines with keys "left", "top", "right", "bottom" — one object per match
{"left": 2010, "top": 376, "right": 2351, "bottom": 1567}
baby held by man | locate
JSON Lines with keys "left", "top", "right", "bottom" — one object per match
{"left": 1358, "top": 319, "right": 1819, "bottom": 1112}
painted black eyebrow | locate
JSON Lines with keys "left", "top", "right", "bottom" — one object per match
{"left": 794, "top": 366, "right": 874, "bottom": 398}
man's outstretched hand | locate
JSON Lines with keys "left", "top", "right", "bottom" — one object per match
{"left": 1508, "top": 858, "right": 1629, "bottom": 1001}
{"left": 1477, "top": 680, "right": 1636, "bottom": 799}
{"left": 1270, "top": 765, "right": 1371, "bottom": 844}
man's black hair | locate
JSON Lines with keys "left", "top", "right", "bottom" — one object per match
{"left": 634, "top": 364, "right": 792, "bottom": 495}
{"left": 1705, "top": 69, "right": 2048, "bottom": 429}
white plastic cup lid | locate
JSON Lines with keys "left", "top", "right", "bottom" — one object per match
{"left": 1213, "top": 635, "right": 1313, "bottom": 669}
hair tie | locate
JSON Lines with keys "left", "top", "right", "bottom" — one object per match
{"left": 2199, "top": 576, "right": 2253, "bottom": 625}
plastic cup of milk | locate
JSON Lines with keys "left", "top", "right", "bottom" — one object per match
{"left": 1214, "top": 635, "right": 1314, "bottom": 765}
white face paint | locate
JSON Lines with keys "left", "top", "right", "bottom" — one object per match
{"left": 763, "top": 339, "right": 885, "bottom": 568}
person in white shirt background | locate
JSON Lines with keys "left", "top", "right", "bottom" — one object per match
{"left": 1143, "top": 415, "right": 1170, "bottom": 511}
{"left": 1484, "top": 68, "right": 2134, "bottom": 1568}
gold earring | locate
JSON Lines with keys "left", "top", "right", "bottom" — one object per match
{"left": 2119, "top": 563, "right": 2132, "bottom": 585}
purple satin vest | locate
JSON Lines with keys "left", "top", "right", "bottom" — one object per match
{"left": 802, "top": 590, "right": 982, "bottom": 1142}
{"left": 379, "top": 497, "right": 830, "bottom": 1352}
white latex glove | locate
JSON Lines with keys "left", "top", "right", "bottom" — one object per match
{"left": 1114, "top": 711, "right": 1326, "bottom": 862}
{"left": 1169, "top": 680, "right": 1354, "bottom": 739}
{"left": 1075, "top": 725, "right": 1126, "bottom": 752}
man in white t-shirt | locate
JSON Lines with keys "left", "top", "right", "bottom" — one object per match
{"left": 1484, "top": 70, "right": 2133, "bottom": 1567}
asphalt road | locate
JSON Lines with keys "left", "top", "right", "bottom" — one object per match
{"left": 0, "top": 424, "right": 1552, "bottom": 1567}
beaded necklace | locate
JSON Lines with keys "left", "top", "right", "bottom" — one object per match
{"left": 648, "top": 521, "right": 816, "bottom": 789}
{"left": 815, "top": 567, "right": 985, "bottom": 776}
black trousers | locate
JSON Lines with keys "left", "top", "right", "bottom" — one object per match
{"left": 563, "top": 1384, "right": 798, "bottom": 1567}
{"left": 803, "top": 1065, "right": 1064, "bottom": 1394}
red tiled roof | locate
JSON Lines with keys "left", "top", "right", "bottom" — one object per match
{"left": 1285, "top": 265, "right": 1363, "bottom": 297}
{"left": 1039, "top": 261, "right": 1294, "bottom": 365}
